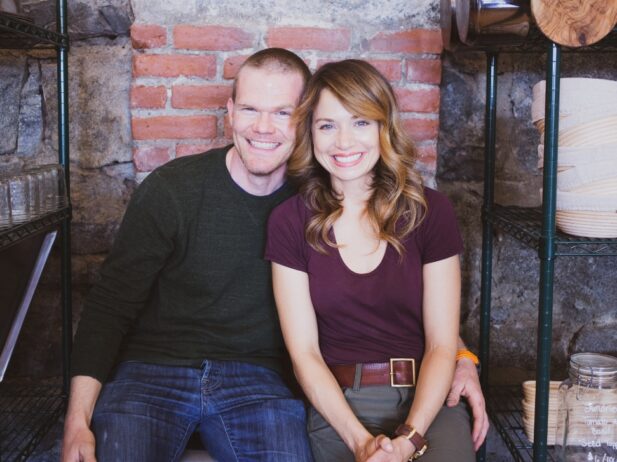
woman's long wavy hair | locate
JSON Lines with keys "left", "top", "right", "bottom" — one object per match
{"left": 288, "top": 59, "right": 427, "bottom": 256}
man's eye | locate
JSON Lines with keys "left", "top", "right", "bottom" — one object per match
{"left": 242, "top": 107, "right": 256, "bottom": 112}
{"left": 276, "top": 111, "right": 291, "bottom": 117}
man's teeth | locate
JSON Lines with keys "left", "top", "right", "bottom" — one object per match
{"left": 250, "top": 140, "right": 279, "bottom": 149}
{"left": 334, "top": 153, "right": 362, "bottom": 163}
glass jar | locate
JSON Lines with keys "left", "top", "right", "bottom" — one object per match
{"left": 556, "top": 353, "right": 617, "bottom": 462}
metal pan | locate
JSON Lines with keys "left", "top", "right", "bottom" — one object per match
{"left": 456, "top": 0, "right": 531, "bottom": 47}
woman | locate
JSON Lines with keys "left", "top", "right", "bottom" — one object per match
{"left": 265, "top": 60, "right": 474, "bottom": 462}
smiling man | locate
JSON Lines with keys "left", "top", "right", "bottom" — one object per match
{"left": 61, "top": 48, "right": 314, "bottom": 462}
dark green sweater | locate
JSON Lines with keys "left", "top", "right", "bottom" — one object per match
{"left": 71, "top": 146, "right": 294, "bottom": 382}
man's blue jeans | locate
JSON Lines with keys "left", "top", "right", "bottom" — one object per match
{"left": 91, "top": 360, "right": 313, "bottom": 462}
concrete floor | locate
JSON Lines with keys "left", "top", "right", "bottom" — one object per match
{"left": 26, "top": 416, "right": 515, "bottom": 462}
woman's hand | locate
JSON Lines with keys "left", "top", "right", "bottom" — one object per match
{"left": 359, "top": 435, "right": 415, "bottom": 462}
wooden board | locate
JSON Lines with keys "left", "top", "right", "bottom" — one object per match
{"left": 531, "top": 0, "right": 617, "bottom": 47}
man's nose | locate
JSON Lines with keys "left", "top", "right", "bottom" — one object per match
{"left": 253, "top": 111, "right": 275, "bottom": 133}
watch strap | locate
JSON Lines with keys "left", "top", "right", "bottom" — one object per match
{"left": 394, "top": 424, "right": 428, "bottom": 459}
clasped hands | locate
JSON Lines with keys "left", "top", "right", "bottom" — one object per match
{"left": 354, "top": 434, "right": 414, "bottom": 462}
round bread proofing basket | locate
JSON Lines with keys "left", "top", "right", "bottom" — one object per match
{"left": 532, "top": 78, "right": 617, "bottom": 125}
{"left": 556, "top": 211, "right": 617, "bottom": 238}
{"left": 537, "top": 144, "right": 617, "bottom": 169}
{"left": 540, "top": 185, "right": 617, "bottom": 238}
{"left": 535, "top": 116, "right": 617, "bottom": 147}
{"left": 556, "top": 160, "right": 617, "bottom": 194}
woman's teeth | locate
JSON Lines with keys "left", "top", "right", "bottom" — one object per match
{"left": 334, "top": 153, "right": 362, "bottom": 163}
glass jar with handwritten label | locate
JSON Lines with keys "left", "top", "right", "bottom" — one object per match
{"left": 556, "top": 353, "right": 617, "bottom": 462}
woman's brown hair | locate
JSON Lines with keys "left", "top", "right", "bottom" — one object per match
{"left": 288, "top": 59, "right": 427, "bottom": 255}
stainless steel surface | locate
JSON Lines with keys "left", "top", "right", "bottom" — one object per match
{"left": 456, "top": 0, "right": 531, "bottom": 47}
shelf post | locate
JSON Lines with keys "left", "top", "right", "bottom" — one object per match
{"left": 533, "top": 41, "right": 561, "bottom": 462}
{"left": 477, "top": 50, "right": 498, "bottom": 462}
{"left": 57, "top": 0, "right": 72, "bottom": 395}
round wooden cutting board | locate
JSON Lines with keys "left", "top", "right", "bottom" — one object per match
{"left": 531, "top": 0, "right": 617, "bottom": 47}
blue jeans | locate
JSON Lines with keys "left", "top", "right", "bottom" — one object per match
{"left": 92, "top": 360, "right": 313, "bottom": 462}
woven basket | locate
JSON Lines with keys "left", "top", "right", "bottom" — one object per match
{"left": 537, "top": 144, "right": 617, "bottom": 169}
{"left": 532, "top": 78, "right": 617, "bottom": 123}
{"left": 522, "top": 417, "right": 557, "bottom": 445}
{"left": 557, "top": 161, "right": 617, "bottom": 192}
{"left": 534, "top": 107, "right": 617, "bottom": 134}
{"left": 556, "top": 210, "right": 617, "bottom": 238}
{"left": 555, "top": 191, "right": 617, "bottom": 211}
{"left": 537, "top": 116, "right": 617, "bottom": 147}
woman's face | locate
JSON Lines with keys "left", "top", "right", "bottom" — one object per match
{"left": 311, "top": 89, "right": 380, "bottom": 191}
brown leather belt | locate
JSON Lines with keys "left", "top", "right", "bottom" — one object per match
{"left": 329, "top": 358, "right": 417, "bottom": 388}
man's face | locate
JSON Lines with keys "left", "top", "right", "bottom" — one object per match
{"left": 227, "top": 66, "right": 305, "bottom": 178}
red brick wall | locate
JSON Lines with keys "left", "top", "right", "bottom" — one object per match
{"left": 130, "top": 24, "right": 442, "bottom": 175}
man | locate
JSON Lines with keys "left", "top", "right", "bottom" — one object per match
{"left": 62, "top": 48, "right": 487, "bottom": 462}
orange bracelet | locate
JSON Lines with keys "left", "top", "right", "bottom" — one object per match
{"left": 456, "top": 349, "right": 480, "bottom": 365}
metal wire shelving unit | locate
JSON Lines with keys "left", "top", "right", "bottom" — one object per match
{"left": 470, "top": 28, "right": 617, "bottom": 462}
{"left": 0, "top": 379, "right": 65, "bottom": 461}
{"left": 0, "top": 2, "right": 71, "bottom": 461}
{"left": 487, "top": 386, "right": 556, "bottom": 462}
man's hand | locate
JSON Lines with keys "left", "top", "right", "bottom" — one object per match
{"left": 61, "top": 424, "right": 96, "bottom": 462}
{"left": 447, "top": 357, "right": 489, "bottom": 450}
{"left": 61, "top": 376, "right": 102, "bottom": 462}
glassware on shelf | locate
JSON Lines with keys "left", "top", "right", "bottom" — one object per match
{"left": 556, "top": 353, "right": 617, "bottom": 462}
{"left": 7, "top": 174, "right": 29, "bottom": 224}
{"left": 26, "top": 164, "right": 67, "bottom": 213}
{"left": 0, "top": 178, "right": 10, "bottom": 229}
{"left": 0, "top": 164, "right": 67, "bottom": 228}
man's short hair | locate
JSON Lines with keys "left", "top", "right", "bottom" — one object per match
{"left": 231, "top": 48, "right": 311, "bottom": 100}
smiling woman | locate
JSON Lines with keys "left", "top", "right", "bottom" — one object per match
{"left": 265, "top": 60, "right": 476, "bottom": 462}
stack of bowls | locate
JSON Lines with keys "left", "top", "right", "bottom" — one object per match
{"left": 531, "top": 78, "right": 617, "bottom": 238}
{"left": 521, "top": 380, "right": 561, "bottom": 444}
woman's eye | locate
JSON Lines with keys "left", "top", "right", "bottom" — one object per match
{"left": 318, "top": 123, "right": 334, "bottom": 130}
{"left": 356, "top": 120, "right": 370, "bottom": 127}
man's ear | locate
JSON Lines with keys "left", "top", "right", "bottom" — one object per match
{"left": 226, "top": 97, "right": 234, "bottom": 126}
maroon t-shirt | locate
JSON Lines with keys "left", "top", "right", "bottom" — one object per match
{"left": 265, "top": 187, "right": 463, "bottom": 366}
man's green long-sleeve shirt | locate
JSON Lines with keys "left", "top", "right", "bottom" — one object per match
{"left": 71, "top": 146, "right": 294, "bottom": 382}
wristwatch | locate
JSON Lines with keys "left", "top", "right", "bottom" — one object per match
{"left": 394, "top": 424, "right": 428, "bottom": 460}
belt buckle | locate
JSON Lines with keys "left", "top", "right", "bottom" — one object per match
{"left": 389, "top": 358, "right": 416, "bottom": 387}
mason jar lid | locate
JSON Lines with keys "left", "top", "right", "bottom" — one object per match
{"left": 570, "top": 353, "right": 617, "bottom": 378}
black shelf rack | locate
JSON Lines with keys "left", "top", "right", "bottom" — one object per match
{"left": 0, "top": 379, "right": 65, "bottom": 461}
{"left": 487, "top": 386, "right": 556, "bottom": 462}
{"left": 0, "top": 2, "right": 71, "bottom": 461}
{"left": 467, "top": 23, "right": 617, "bottom": 462}
{"left": 487, "top": 205, "right": 617, "bottom": 257}
{"left": 0, "top": 207, "right": 71, "bottom": 250}
{"left": 0, "top": 12, "right": 68, "bottom": 49}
